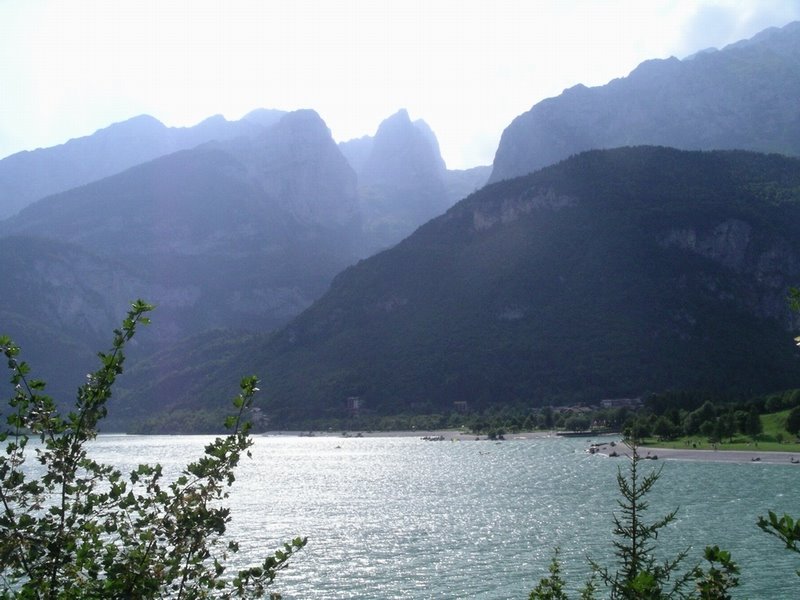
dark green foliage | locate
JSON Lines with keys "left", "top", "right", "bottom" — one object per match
{"left": 564, "top": 414, "right": 592, "bottom": 432}
{"left": 745, "top": 407, "right": 763, "bottom": 438}
{"left": 530, "top": 552, "right": 569, "bottom": 600}
{"left": 684, "top": 402, "right": 716, "bottom": 437}
{"left": 542, "top": 406, "right": 556, "bottom": 429}
{"left": 652, "top": 416, "right": 679, "bottom": 441}
{"left": 529, "top": 550, "right": 597, "bottom": 600}
{"left": 789, "top": 287, "right": 800, "bottom": 313}
{"left": 757, "top": 512, "right": 800, "bottom": 577}
{"left": 716, "top": 411, "right": 736, "bottom": 443}
{"left": 787, "top": 406, "right": 800, "bottom": 435}
{"left": 758, "top": 511, "right": 800, "bottom": 553}
{"left": 693, "top": 546, "right": 739, "bottom": 600}
{"left": 765, "top": 395, "right": 784, "bottom": 413}
{"left": 784, "top": 388, "right": 800, "bottom": 408}
{"left": 623, "top": 418, "right": 652, "bottom": 441}
{"left": 0, "top": 302, "right": 305, "bottom": 597}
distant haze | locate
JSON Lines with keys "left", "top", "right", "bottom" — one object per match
{"left": 2, "top": 0, "right": 800, "bottom": 169}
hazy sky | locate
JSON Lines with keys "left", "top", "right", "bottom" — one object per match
{"left": 1, "top": 0, "right": 799, "bottom": 169}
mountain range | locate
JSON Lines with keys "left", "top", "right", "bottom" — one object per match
{"left": 2, "top": 22, "right": 800, "bottom": 430}
{"left": 0, "top": 109, "right": 287, "bottom": 220}
{"left": 1, "top": 110, "right": 362, "bottom": 338}
{"left": 490, "top": 21, "right": 800, "bottom": 183}
{"left": 0, "top": 108, "right": 485, "bottom": 402}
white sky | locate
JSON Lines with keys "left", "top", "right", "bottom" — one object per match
{"left": 1, "top": 0, "right": 799, "bottom": 169}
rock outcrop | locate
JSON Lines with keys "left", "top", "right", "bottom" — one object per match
{"left": 340, "top": 109, "right": 489, "bottom": 252}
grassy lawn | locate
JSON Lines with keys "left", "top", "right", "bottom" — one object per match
{"left": 640, "top": 436, "right": 800, "bottom": 453}
{"left": 640, "top": 409, "right": 800, "bottom": 453}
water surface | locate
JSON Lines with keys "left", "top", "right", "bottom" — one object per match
{"left": 87, "top": 434, "right": 799, "bottom": 599}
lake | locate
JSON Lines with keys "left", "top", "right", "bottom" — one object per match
{"left": 86, "top": 434, "right": 799, "bottom": 599}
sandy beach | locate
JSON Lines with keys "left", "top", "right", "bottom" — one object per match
{"left": 619, "top": 446, "right": 800, "bottom": 465}
{"left": 575, "top": 438, "right": 800, "bottom": 465}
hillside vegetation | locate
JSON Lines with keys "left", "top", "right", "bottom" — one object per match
{"left": 115, "top": 147, "right": 800, "bottom": 428}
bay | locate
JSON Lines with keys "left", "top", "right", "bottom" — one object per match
{"left": 86, "top": 434, "right": 800, "bottom": 599}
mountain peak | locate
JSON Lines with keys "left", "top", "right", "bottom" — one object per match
{"left": 280, "top": 108, "right": 326, "bottom": 125}
{"left": 388, "top": 107, "right": 411, "bottom": 121}
{"left": 241, "top": 108, "right": 287, "bottom": 128}
{"left": 270, "top": 109, "right": 332, "bottom": 139}
{"left": 96, "top": 114, "right": 166, "bottom": 137}
{"left": 368, "top": 109, "right": 446, "bottom": 173}
{"left": 372, "top": 109, "right": 414, "bottom": 137}
{"left": 239, "top": 109, "right": 359, "bottom": 229}
{"left": 723, "top": 20, "right": 799, "bottom": 51}
{"left": 353, "top": 110, "right": 449, "bottom": 250}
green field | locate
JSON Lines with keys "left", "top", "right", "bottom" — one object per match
{"left": 640, "top": 409, "right": 800, "bottom": 453}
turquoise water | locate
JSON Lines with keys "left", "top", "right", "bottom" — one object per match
{"left": 87, "top": 434, "right": 799, "bottom": 598}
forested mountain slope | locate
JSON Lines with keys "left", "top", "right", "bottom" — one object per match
{"left": 116, "top": 147, "right": 800, "bottom": 427}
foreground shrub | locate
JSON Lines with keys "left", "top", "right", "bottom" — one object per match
{"left": 0, "top": 300, "right": 305, "bottom": 598}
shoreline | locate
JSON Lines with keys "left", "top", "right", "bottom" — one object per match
{"left": 262, "top": 429, "right": 560, "bottom": 442}
{"left": 263, "top": 429, "right": 800, "bottom": 464}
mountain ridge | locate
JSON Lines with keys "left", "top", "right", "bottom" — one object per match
{"left": 0, "top": 109, "right": 287, "bottom": 219}
{"left": 489, "top": 20, "right": 800, "bottom": 183}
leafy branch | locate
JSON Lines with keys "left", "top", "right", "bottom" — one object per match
{"left": 0, "top": 301, "right": 305, "bottom": 598}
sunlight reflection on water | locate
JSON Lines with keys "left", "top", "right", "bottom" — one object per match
{"left": 84, "top": 434, "right": 799, "bottom": 599}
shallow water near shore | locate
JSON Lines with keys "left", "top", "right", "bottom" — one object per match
{"left": 88, "top": 434, "right": 799, "bottom": 598}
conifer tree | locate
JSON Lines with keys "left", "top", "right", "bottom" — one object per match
{"left": 530, "top": 441, "right": 738, "bottom": 600}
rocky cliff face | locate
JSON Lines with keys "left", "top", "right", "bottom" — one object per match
{"left": 467, "top": 186, "right": 577, "bottom": 231}
{"left": 0, "top": 236, "right": 148, "bottom": 342}
{"left": 340, "top": 112, "right": 490, "bottom": 251}
{"left": 659, "top": 218, "right": 798, "bottom": 321}
{"left": 340, "top": 109, "right": 465, "bottom": 252}
{"left": 338, "top": 135, "right": 374, "bottom": 176}
{"left": 232, "top": 109, "right": 360, "bottom": 229}
{"left": 490, "top": 21, "right": 800, "bottom": 183}
{"left": 359, "top": 109, "right": 447, "bottom": 185}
